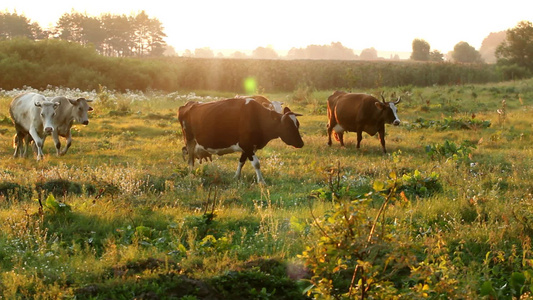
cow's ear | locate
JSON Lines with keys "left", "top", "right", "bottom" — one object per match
{"left": 283, "top": 107, "right": 291, "bottom": 114}
{"left": 53, "top": 102, "right": 60, "bottom": 109}
{"left": 69, "top": 99, "right": 77, "bottom": 105}
{"left": 34, "top": 101, "right": 42, "bottom": 107}
{"left": 375, "top": 102, "right": 386, "bottom": 110}
{"left": 88, "top": 106, "right": 94, "bottom": 112}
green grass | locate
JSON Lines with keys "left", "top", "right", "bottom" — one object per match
{"left": 0, "top": 80, "right": 532, "bottom": 298}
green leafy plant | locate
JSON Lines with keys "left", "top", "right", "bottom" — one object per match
{"left": 425, "top": 140, "right": 476, "bottom": 162}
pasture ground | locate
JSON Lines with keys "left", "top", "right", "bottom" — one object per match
{"left": 0, "top": 81, "right": 531, "bottom": 298}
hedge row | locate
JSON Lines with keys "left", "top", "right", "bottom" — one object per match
{"left": 0, "top": 38, "right": 503, "bottom": 93}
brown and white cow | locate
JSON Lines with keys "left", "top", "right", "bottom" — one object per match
{"left": 178, "top": 98, "right": 304, "bottom": 184}
{"left": 327, "top": 91, "right": 401, "bottom": 153}
{"left": 10, "top": 93, "right": 59, "bottom": 160}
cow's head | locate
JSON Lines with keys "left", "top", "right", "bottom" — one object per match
{"left": 35, "top": 100, "right": 60, "bottom": 134}
{"left": 279, "top": 107, "right": 304, "bottom": 148}
{"left": 377, "top": 95, "right": 401, "bottom": 126}
{"left": 69, "top": 98, "right": 93, "bottom": 125}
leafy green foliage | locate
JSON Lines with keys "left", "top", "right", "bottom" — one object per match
{"left": 399, "top": 170, "right": 442, "bottom": 198}
{"left": 425, "top": 140, "right": 477, "bottom": 162}
{"left": 406, "top": 117, "right": 491, "bottom": 131}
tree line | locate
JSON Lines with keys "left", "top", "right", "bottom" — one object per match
{"left": 0, "top": 10, "right": 166, "bottom": 57}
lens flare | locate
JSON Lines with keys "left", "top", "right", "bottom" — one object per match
{"left": 243, "top": 77, "right": 257, "bottom": 94}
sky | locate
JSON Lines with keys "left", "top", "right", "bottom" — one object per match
{"left": 4, "top": 0, "right": 532, "bottom": 57}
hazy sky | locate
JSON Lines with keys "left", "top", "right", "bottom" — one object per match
{"left": 4, "top": 0, "right": 532, "bottom": 55}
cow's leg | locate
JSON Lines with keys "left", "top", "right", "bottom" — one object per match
{"left": 356, "top": 131, "right": 362, "bottom": 149}
{"left": 250, "top": 154, "right": 266, "bottom": 184}
{"left": 29, "top": 128, "right": 45, "bottom": 161}
{"left": 327, "top": 122, "right": 334, "bottom": 146}
{"left": 235, "top": 153, "right": 247, "bottom": 179}
{"left": 338, "top": 132, "right": 345, "bottom": 147}
{"left": 13, "top": 133, "right": 22, "bottom": 158}
{"left": 60, "top": 130, "right": 72, "bottom": 156}
{"left": 52, "top": 130, "right": 61, "bottom": 156}
{"left": 23, "top": 134, "right": 32, "bottom": 157}
{"left": 186, "top": 141, "right": 196, "bottom": 168}
{"left": 378, "top": 129, "right": 387, "bottom": 154}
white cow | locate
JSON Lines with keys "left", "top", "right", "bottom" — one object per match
{"left": 48, "top": 96, "right": 93, "bottom": 155}
{"left": 12, "top": 96, "right": 94, "bottom": 157}
{"left": 10, "top": 93, "right": 59, "bottom": 160}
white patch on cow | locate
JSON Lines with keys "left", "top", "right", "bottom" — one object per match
{"left": 195, "top": 142, "right": 243, "bottom": 156}
{"left": 251, "top": 155, "right": 265, "bottom": 184}
{"left": 245, "top": 98, "right": 254, "bottom": 105}
{"left": 389, "top": 103, "right": 401, "bottom": 125}
{"left": 271, "top": 101, "right": 283, "bottom": 113}
{"left": 333, "top": 124, "right": 345, "bottom": 133}
{"left": 288, "top": 114, "right": 298, "bottom": 128}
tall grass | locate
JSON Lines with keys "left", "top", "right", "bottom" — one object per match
{"left": 0, "top": 79, "right": 531, "bottom": 298}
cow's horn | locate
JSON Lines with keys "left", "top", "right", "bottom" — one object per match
{"left": 394, "top": 97, "right": 401, "bottom": 104}
{"left": 380, "top": 92, "right": 386, "bottom": 103}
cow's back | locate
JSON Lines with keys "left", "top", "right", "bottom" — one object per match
{"left": 334, "top": 93, "right": 380, "bottom": 132}
{"left": 187, "top": 99, "right": 248, "bottom": 149}
{"left": 10, "top": 93, "right": 41, "bottom": 132}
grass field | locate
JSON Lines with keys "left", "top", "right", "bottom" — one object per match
{"left": 0, "top": 80, "right": 531, "bottom": 299}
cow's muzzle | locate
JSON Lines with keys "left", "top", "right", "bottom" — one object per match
{"left": 45, "top": 127, "right": 54, "bottom": 134}
{"left": 393, "top": 119, "right": 401, "bottom": 126}
{"left": 82, "top": 120, "right": 89, "bottom": 125}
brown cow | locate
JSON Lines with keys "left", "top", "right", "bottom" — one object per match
{"left": 178, "top": 98, "right": 304, "bottom": 184}
{"left": 327, "top": 91, "right": 401, "bottom": 153}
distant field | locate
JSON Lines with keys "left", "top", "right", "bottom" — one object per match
{"left": 0, "top": 80, "right": 531, "bottom": 298}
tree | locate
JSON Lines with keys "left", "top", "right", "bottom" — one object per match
{"left": 429, "top": 50, "right": 444, "bottom": 62}
{"left": 131, "top": 10, "right": 166, "bottom": 57}
{"left": 496, "top": 21, "right": 533, "bottom": 71}
{"left": 411, "top": 39, "right": 430, "bottom": 61}
{"left": 252, "top": 46, "right": 278, "bottom": 59}
{"left": 452, "top": 41, "right": 483, "bottom": 63}
{"left": 480, "top": 31, "right": 506, "bottom": 63}
{"left": 101, "top": 13, "right": 134, "bottom": 57}
{"left": 194, "top": 47, "right": 214, "bottom": 58}
{"left": 359, "top": 47, "right": 378, "bottom": 60}
{"left": 0, "top": 12, "right": 42, "bottom": 40}
{"left": 286, "top": 42, "right": 357, "bottom": 60}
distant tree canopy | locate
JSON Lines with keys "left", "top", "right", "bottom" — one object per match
{"left": 252, "top": 46, "right": 279, "bottom": 59}
{"left": 411, "top": 39, "right": 430, "bottom": 61}
{"left": 286, "top": 42, "right": 358, "bottom": 60}
{"left": 496, "top": 21, "right": 533, "bottom": 74}
{"left": 452, "top": 41, "right": 483, "bottom": 63}
{"left": 0, "top": 11, "right": 166, "bottom": 57}
{"left": 359, "top": 47, "right": 378, "bottom": 60}
{"left": 480, "top": 31, "right": 506, "bottom": 63}
{"left": 0, "top": 12, "right": 44, "bottom": 40}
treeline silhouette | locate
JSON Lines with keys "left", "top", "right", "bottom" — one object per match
{"left": 0, "top": 39, "right": 502, "bottom": 93}
{"left": 0, "top": 10, "right": 166, "bottom": 57}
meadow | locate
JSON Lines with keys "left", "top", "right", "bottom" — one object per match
{"left": 0, "top": 80, "right": 531, "bottom": 299}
